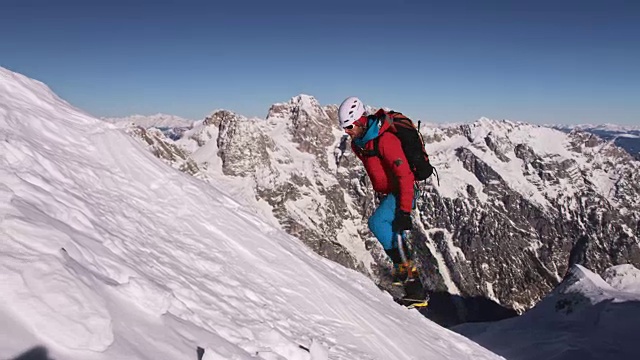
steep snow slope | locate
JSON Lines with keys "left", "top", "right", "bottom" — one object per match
{"left": 0, "top": 68, "right": 503, "bottom": 359}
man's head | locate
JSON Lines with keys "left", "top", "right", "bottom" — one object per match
{"left": 338, "top": 96, "right": 367, "bottom": 138}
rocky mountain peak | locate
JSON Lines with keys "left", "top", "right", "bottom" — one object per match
{"left": 266, "top": 94, "right": 324, "bottom": 121}
{"left": 266, "top": 94, "right": 335, "bottom": 158}
{"left": 203, "top": 109, "right": 241, "bottom": 127}
{"left": 322, "top": 104, "right": 339, "bottom": 125}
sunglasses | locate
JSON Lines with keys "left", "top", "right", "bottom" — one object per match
{"left": 344, "top": 116, "right": 367, "bottom": 130}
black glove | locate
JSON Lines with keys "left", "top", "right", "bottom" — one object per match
{"left": 392, "top": 210, "right": 412, "bottom": 232}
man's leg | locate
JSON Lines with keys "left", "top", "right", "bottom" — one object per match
{"left": 368, "top": 194, "right": 403, "bottom": 263}
{"left": 368, "top": 193, "right": 419, "bottom": 284}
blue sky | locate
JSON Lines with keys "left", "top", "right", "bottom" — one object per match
{"left": 1, "top": 0, "right": 638, "bottom": 125}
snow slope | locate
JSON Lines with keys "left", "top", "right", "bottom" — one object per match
{"left": 0, "top": 69, "right": 503, "bottom": 359}
{"left": 453, "top": 264, "right": 640, "bottom": 360}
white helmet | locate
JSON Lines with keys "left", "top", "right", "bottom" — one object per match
{"left": 338, "top": 96, "right": 366, "bottom": 128}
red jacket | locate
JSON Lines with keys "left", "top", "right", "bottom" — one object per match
{"left": 352, "top": 111, "right": 415, "bottom": 213}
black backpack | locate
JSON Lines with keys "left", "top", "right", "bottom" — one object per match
{"left": 360, "top": 111, "right": 439, "bottom": 184}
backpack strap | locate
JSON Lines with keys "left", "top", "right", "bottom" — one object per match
{"left": 357, "top": 111, "right": 411, "bottom": 158}
{"left": 358, "top": 137, "right": 380, "bottom": 158}
{"left": 358, "top": 112, "right": 405, "bottom": 158}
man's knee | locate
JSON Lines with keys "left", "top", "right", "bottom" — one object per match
{"left": 367, "top": 215, "right": 379, "bottom": 234}
{"left": 369, "top": 215, "right": 394, "bottom": 249}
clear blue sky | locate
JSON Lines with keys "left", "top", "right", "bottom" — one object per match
{"left": 1, "top": 0, "right": 638, "bottom": 125}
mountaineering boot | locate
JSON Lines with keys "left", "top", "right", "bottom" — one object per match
{"left": 384, "top": 247, "right": 428, "bottom": 307}
{"left": 392, "top": 260, "right": 428, "bottom": 308}
{"left": 385, "top": 247, "right": 405, "bottom": 284}
{"left": 385, "top": 239, "right": 417, "bottom": 284}
{"left": 392, "top": 259, "right": 420, "bottom": 285}
{"left": 398, "top": 260, "right": 419, "bottom": 281}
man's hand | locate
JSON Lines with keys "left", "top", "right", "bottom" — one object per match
{"left": 392, "top": 210, "right": 412, "bottom": 232}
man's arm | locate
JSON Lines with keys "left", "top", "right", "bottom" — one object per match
{"left": 378, "top": 133, "right": 415, "bottom": 213}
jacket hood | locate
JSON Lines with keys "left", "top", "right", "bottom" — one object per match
{"left": 353, "top": 109, "right": 393, "bottom": 149}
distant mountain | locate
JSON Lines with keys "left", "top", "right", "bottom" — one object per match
{"left": 126, "top": 98, "right": 640, "bottom": 327}
{"left": 555, "top": 123, "right": 640, "bottom": 132}
{"left": 453, "top": 263, "right": 640, "bottom": 360}
{"left": 553, "top": 124, "right": 640, "bottom": 160}
{"left": 103, "top": 114, "right": 194, "bottom": 141}
{"left": 102, "top": 113, "right": 193, "bottom": 129}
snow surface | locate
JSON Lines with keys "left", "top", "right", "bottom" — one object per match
{"left": 0, "top": 68, "right": 504, "bottom": 359}
{"left": 454, "top": 264, "right": 640, "bottom": 360}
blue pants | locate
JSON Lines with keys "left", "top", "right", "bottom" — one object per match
{"left": 368, "top": 193, "right": 402, "bottom": 250}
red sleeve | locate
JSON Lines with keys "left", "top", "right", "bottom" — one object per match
{"left": 378, "top": 133, "right": 415, "bottom": 213}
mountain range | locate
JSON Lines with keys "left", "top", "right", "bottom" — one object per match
{"left": 124, "top": 94, "right": 640, "bottom": 326}
{"left": 102, "top": 113, "right": 194, "bottom": 128}
{"left": 553, "top": 124, "right": 640, "bottom": 160}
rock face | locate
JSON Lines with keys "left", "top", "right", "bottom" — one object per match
{"left": 128, "top": 126, "right": 200, "bottom": 176}
{"left": 126, "top": 98, "right": 640, "bottom": 319}
{"left": 413, "top": 119, "right": 640, "bottom": 312}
